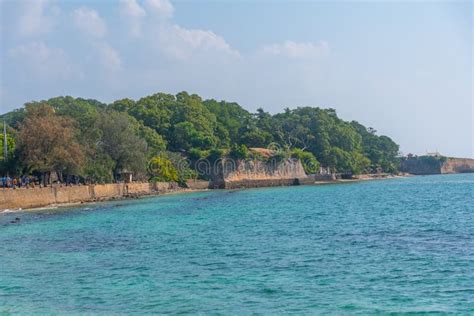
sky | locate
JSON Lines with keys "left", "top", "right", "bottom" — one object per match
{"left": 0, "top": 0, "right": 472, "bottom": 158}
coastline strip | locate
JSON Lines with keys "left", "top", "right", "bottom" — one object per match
{"left": 0, "top": 175, "right": 407, "bottom": 213}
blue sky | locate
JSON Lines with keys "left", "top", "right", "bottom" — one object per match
{"left": 0, "top": 0, "right": 472, "bottom": 157}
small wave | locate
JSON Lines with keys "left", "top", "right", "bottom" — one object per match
{"left": 440, "top": 288, "right": 474, "bottom": 294}
{"left": 0, "top": 208, "right": 21, "bottom": 214}
{"left": 443, "top": 180, "right": 474, "bottom": 184}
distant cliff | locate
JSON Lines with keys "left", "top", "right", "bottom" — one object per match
{"left": 441, "top": 158, "right": 474, "bottom": 174}
{"left": 400, "top": 156, "right": 474, "bottom": 175}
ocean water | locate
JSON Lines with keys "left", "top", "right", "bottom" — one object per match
{"left": 1, "top": 174, "right": 473, "bottom": 314}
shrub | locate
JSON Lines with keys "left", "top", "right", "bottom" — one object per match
{"left": 228, "top": 144, "right": 249, "bottom": 160}
{"left": 291, "top": 148, "right": 320, "bottom": 174}
{"left": 207, "top": 148, "right": 225, "bottom": 162}
{"left": 148, "top": 156, "right": 179, "bottom": 182}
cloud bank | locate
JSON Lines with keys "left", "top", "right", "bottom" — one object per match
{"left": 5, "top": 0, "right": 328, "bottom": 98}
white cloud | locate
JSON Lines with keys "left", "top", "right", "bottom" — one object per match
{"left": 17, "top": 0, "right": 59, "bottom": 37}
{"left": 94, "top": 42, "right": 122, "bottom": 71}
{"left": 145, "top": 0, "right": 174, "bottom": 20}
{"left": 72, "top": 7, "right": 107, "bottom": 38}
{"left": 71, "top": 7, "right": 121, "bottom": 73}
{"left": 261, "top": 40, "right": 330, "bottom": 59}
{"left": 9, "top": 42, "right": 74, "bottom": 79}
{"left": 159, "top": 25, "right": 240, "bottom": 60}
{"left": 119, "top": 0, "right": 146, "bottom": 37}
{"left": 116, "top": 0, "right": 238, "bottom": 60}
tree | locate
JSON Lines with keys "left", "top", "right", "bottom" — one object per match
{"left": 164, "top": 151, "right": 198, "bottom": 184}
{"left": 96, "top": 111, "right": 148, "bottom": 180}
{"left": 129, "top": 93, "right": 174, "bottom": 136}
{"left": 326, "top": 147, "right": 353, "bottom": 173}
{"left": 239, "top": 129, "right": 272, "bottom": 148}
{"left": 168, "top": 92, "right": 218, "bottom": 150}
{"left": 0, "top": 126, "right": 18, "bottom": 175}
{"left": 229, "top": 144, "right": 249, "bottom": 160}
{"left": 0, "top": 130, "right": 15, "bottom": 161}
{"left": 137, "top": 124, "right": 166, "bottom": 157}
{"left": 1, "top": 91, "right": 402, "bottom": 181}
{"left": 350, "top": 121, "right": 399, "bottom": 172}
{"left": 148, "top": 156, "right": 179, "bottom": 182}
{"left": 204, "top": 99, "right": 253, "bottom": 145}
{"left": 17, "top": 103, "right": 85, "bottom": 183}
{"left": 171, "top": 122, "right": 215, "bottom": 151}
{"left": 83, "top": 154, "right": 115, "bottom": 183}
{"left": 291, "top": 148, "right": 320, "bottom": 174}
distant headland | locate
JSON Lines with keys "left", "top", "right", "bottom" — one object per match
{"left": 0, "top": 92, "right": 472, "bottom": 211}
{"left": 400, "top": 153, "right": 474, "bottom": 175}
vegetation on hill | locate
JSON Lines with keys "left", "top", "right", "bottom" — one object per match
{"left": 0, "top": 92, "right": 399, "bottom": 183}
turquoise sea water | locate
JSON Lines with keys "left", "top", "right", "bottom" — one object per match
{"left": 1, "top": 174, "right": 473, "bottom": 314}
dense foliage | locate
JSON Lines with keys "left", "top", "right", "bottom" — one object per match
{"left": 148, "top": 156, "right": 179, "bottom": 183}
{"left": 17, "top": 104, "right": 85, "bottom": 180}
{"left": 0, "top": 91, "right": 400, "bottom": 182}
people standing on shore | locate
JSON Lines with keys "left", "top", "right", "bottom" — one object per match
{"left": 0, "top": 174, "right": 86, "bottom": 188}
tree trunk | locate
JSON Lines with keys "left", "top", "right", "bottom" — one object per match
{"left": 41, "top": 172, "right": 51, "bottom": 187}
{"left": 113, "top": 167, "right": 120, "bottom": 183}
{"left": 57, "top": 170, "right": 63, "bottom": 184}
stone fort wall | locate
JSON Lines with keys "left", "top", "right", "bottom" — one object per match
{"left": 0, "top": 182, "right": 176, "bottom": 210}
{"left": 209, "top": 158, "right": 308, "bottom": 189}
{"left": 400, "top": 157, "right": 474, "bottom": 175}
{"left": 441, "top": 158, "right": 474, "bottom": 174}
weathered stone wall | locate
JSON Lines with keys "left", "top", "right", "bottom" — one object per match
{"left": 224, "top": 178, "right": 298, "bottom": 189}
{"left": 210, "top": 158, "right": 307, "bottom": 189}
{"left": 225, "top": 159, "right": 306, "bottom": 181}
{"left": 313, "top": 174, "right": 337, "bottom": 182}
{"left": 93, "top": 184, "right": 124, "bottom": 199}
{"left": 153, "top": 182, "right": 178, "bottom": 192}
{"left": 400, "top": 158, "right": 443, "bottom": 175}
{"left": 400, "top": 157, "right": 474, "bottom": 175}
{"left": 296, "top": 177, "right": 317, "bottom": 185}
{"left": 0, "top": 182, "right": 175, "bottom": 210}
{"left": 55, "top": 186, "right": 92, "bottom": 204}
{"left": 126, "top": 182, "right": 152, "bottom": 194}
{"left": 186, "top": 180, "right": 210, "bottom": 190}
{"left": 441, "top": 158, "right": 474, "bottom": 174}
{"left": 0, "top": 187, "right": 58, "bottom": 209}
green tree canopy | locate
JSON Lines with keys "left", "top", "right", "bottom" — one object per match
{"left": 96, "top": 110, "right": 148, "bottom": 179}
{"left": 0, "top": 91, "right": 402, "bottom": 178}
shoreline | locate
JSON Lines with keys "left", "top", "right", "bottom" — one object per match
{"left": 0, "top": 174, "right": 409, "bottom": 214}
{"left": 0, "top": 186, "right": 208, "bottom": 214}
